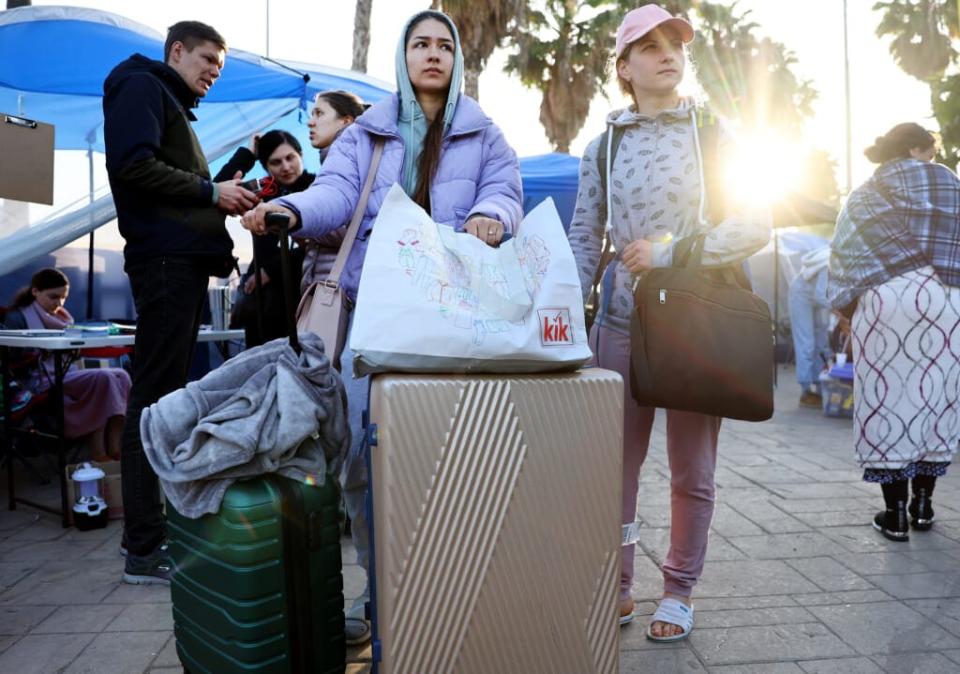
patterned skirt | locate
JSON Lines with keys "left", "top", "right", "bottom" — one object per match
{"left": 852, "top": 266, "right": 960, "bottom": 477}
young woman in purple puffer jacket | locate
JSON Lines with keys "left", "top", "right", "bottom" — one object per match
{"left": 242, "top": 9, "right": 522, "bottom": 646}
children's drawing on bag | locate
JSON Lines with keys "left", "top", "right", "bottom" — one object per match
{"left": 396, "top": 229, "right": 420, "bottom": 274}
{"left": 394, "top": 223, "right": 552, "bottom": 346}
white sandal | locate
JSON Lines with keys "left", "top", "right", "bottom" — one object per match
{"left": 646, "top": 597, "right": 694, "bottom": 642}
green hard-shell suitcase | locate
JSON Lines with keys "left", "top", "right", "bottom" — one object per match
{"left": 168, "top": 474, "right": 346, "bottom": 673}
{"left": 167, "top": 213, "right": 345, "bottom": 672}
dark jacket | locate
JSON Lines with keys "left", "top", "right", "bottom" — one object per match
{"left": 103, "top": 54, "right": 233, "bottom": 273}
{"left": 212, "top": 148, "right": 312, "bottom": 282}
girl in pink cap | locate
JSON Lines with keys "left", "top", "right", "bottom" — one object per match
{"left": 569, "top": 4, "right": 770, "bottom": 641}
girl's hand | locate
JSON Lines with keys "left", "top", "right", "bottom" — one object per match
{"left": 54, "top": 306, "right": 74, "bottom": 323}
{"left": 242, "top": 203, "right": 298, "bottom": 236}
{"left": 622, "top": 239, "right": 653, "bottom": 274}
{"left": 464, "top": 216, "right": 504, "bottom": 247}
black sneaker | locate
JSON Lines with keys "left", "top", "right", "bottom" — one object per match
{"left": 122, "top": 543, "right": 173, "bottom": 585}
{"left": 909, "top": 488, "right": 935, "bottom": 531}
{"left": 873, "top": 502, "right": 909, "bottom": 542}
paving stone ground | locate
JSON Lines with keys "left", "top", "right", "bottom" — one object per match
{"left": 1, "top": 365, "right": 958, "bottom": 673}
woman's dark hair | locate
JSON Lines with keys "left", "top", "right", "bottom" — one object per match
{"left": 317, "top": 90, "right": 366, "bottom": 120}
{"left": 864, "top": 123, "right": 937, "bottom": 164}
{"left": 256, "top": 130, "right": 302, "bottom": 170}
{"left": 405, "top": 10, "right": 457, "bottom": 212}
{"left": 13, "top": 268, "right": 69, "bottom": 308}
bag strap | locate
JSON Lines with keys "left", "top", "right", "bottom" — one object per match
{"left": 328, "top": 139, "right": 385, "bottom": 286}
{"left": 683, "top": 233, "right": 752, "bottom": 290}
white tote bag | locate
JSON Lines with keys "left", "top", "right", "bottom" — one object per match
{"left": 350, "top": 184, "right": 592, "bottom": 375}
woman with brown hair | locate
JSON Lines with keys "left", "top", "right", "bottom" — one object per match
{"left": 242, "top": 10, "right": 522, "bottom": 644}
{"left": 4, "top": 268, "right": 131, "bottom": 462}
{"left": 829, "top": 122, "right": 959, "bottom": 542}
{"left": 298, "top": 90, "right": 366, "bottom": 294}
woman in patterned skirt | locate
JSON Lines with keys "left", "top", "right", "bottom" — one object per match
{"left": 829, "top": 123, "right": 960, "bottom": 541}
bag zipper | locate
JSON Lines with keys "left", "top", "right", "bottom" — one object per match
{"left": 649, "top": 287, "right": 770, "bottom": 322}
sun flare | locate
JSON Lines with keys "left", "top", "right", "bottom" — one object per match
{"left": 724, "top": 130, "right": 805, "bottom": 207}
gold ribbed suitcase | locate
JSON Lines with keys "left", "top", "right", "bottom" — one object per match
{"left": 366, "top": 369, "right": 623, "bottom": 674}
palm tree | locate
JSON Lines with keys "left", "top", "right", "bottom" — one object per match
{"left": 874, "top": 0, "right": 954, "bottom": 81}
{"left": 437, "top": 0, "right": 526, "bottom": 100}
{"left": 692, "top": 2, "right": 816, "bottom": 135}
{"left": 351, "top": 0, "right": 374, "bottom": 73}
{"left": 505, "top": 0, "right": 618, "bottom": 153}
{"left": 874, "top": 0, "right": 960, "bottom": 166}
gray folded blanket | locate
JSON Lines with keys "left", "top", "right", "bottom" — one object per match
{"left": 141, "top": 332, "right": 350, "bottom": 518}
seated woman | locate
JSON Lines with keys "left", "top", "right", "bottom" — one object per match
{"left": 219, "top": 130, "right": 314, "bottom": 347}
{"left": 4, "top": 268, "right": 131, "bottom": 461}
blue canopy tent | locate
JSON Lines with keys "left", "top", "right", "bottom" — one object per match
{"left": 518, "top": 153, "right": 580, "bottom": 230}
{"left": 0, "top": 5, "right": 392, "bottom": 318}
{"left": 0, "top": 6, "right": 588, "bottom": 321}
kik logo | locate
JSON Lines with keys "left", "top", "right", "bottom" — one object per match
{"left": 538, "top": 308, "right": 574, "bottom": 346}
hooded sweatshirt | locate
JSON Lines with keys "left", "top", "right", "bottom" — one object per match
{"left": 395, "top": 10, "right": 465, "bottom": 197}
{"left": 568, "top": 99, "right": 771, "bottom": 333}
{"left": 102, "top": 54, "right": 233, "bottom": 271}
{"left": 274, "top": 11, "right": 521, "bottom": 303}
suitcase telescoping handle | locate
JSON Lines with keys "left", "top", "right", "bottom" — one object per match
{"left": 251, "top": 234, "right": 266, "bottom": 346}
{"left": 265, "top": 212, "right": 300, "bottom": 354}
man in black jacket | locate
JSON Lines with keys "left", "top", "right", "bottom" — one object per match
{"left": 103, "top": 20, "right": 257, "bottom": 584}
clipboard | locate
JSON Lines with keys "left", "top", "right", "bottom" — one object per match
{"left": 0, "top": 113, "right": 55, "bottom": 205}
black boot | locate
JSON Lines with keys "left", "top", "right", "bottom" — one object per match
{"left": 873, "top": 501, "right": 910, "bottom": 541}
{"left": 909, "top": 476, "right": 936, "bottom": 531}
{"left": 874, "top": 479, "right": 910, "bottom": 542}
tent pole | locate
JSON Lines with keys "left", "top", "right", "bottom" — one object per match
{"left": 773, "top": 228, "right": 779, "bottom": 387}
{"left": 86, "top": 145, "right": 95, "bottom": 320}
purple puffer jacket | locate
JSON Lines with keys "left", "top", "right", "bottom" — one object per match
{"left": 276, "top": 93, "right": 523, "bottom": 302}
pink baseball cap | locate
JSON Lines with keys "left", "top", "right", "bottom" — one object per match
{"left": 616, "top": 5, "right": 695, "bottom": 59}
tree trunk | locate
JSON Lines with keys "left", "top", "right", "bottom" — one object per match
{"left": 464, "top": 68, "right": 480, "bottom": 100}
{"left": 351, "top": 0, "right": 373, "bottom": 73}
{"left": 6, "top": 0, "right": 32, "bottom": 7}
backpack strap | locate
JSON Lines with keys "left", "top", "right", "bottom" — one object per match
{"left": 597, "top": 125, "right": 627, "bottom": 207}
{"left": 585, "top": 125, "right": 626, "bottom": 332}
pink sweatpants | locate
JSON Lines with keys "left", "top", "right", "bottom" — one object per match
{"left": 589, "top": 325, "right": 720, "bottom": 599}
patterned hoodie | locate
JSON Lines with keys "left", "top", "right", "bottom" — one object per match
{"left": 568, "top": 99, "right": 771, "bottom": 333}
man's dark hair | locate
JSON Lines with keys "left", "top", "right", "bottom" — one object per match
{"left": 164, "top": 21, "right": 227, "bottom": 63}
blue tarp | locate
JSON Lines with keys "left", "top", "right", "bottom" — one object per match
{"left": 0, "top": 5, "right": 584, "bottom": 308}
{"left": 519, "top": 152, "right": 580, "bottom": 229}
{"left": 0, "top": 6, "right": 392, "bottom": 157}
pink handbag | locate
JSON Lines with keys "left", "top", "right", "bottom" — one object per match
{"left": 295, "top": 140, "right": 384, "bottom": 370}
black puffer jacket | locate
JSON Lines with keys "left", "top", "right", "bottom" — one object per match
{"left": 103, "top": 54, "right": 233, "bottom": 274}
